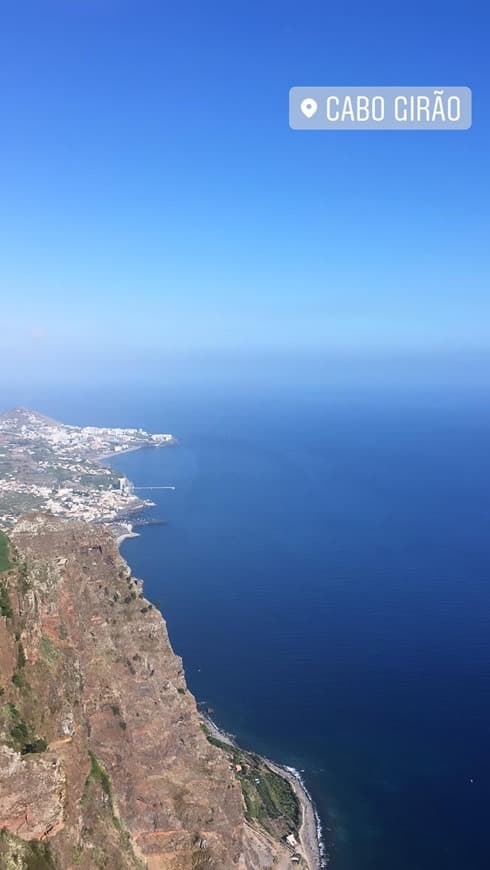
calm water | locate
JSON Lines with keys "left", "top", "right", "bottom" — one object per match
{"left": 46, "top": 389, "right": 490, "bottom": 869}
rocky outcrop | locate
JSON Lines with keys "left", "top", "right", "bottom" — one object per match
{"left": 0, "top": 515, "right": 295, "bottom": 869}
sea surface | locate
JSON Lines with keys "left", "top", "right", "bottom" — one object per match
{"left": 30, "top": 386, "right": 490, "bottom": 869}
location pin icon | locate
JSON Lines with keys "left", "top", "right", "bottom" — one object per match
{"left": 300, "top": 98, "right": 318, "bottom": 119}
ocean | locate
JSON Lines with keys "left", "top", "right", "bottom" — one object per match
{"left": 23, "top": 384, "right": 490, "bottom": 869}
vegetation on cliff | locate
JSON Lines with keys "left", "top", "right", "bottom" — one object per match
{"left": 0, "top": 531, "right": 12, "bottom": 575}
{"left": 203, "top": 725, "right": 300, "bottom": 838}
{"left": 0, "top": 515, "right": 300, "bottom": 869}
{"left": 0, "top": 829, "right": 55, "bottom": 870}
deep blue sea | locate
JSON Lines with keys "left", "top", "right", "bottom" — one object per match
{"left": 21, "top": 385, "right": 490, "bottom": 869}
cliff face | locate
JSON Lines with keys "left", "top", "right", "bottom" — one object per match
{"left": 0, "top": 515, "right": 263, "bottom": 869}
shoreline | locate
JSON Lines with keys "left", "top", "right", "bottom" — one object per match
{"left": 201, "top": 714, "right": 327, "bottom": 870}
{"left": 100, "top": 447, "right": 158, "bottom": 545}
{"left": 98, "top": 437, "right": 177, "bottom": 463}
{"left": 109, "top": 445, "right": 328, "bottom": 869}
{"left": 115, "top": 527, "right": 140, "bottom": 545}
{"left": 273, "top": 762, "right": 328, "bottom": 870}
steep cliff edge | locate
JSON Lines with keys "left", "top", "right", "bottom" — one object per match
{"left": 0, "top": 516, "right": 305, "bottom": 870}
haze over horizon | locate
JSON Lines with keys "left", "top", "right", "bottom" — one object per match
{"left": 1, "top": 0, "right": 489, "bottom": 394}
{"left": 2, "top": 7, "right": 490, "bottom": 869}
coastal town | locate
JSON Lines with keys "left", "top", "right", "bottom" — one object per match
{"left": 0, "top": 408, "right": 324, "bottom": 869}
{"left": 0, "top": 408, "right": 175, "bottom": 530}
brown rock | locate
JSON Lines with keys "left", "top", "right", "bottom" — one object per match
{"left": 0, "top": 515, "right": 252, "bottom": 868}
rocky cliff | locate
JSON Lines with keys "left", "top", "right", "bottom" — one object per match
{"left": 0, "top": 516, "right": 303, "bottom": 870}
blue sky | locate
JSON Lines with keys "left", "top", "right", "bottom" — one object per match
{"left": 1, "top": 0, "right": 489, "bottom": 389}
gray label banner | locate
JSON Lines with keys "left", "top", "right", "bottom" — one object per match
{"left": 290, "top": 86, "right": 472, "bottom": 130}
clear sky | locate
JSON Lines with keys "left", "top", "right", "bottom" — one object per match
{"left": 1, "top": 0, "right": 489, "bottom": 391}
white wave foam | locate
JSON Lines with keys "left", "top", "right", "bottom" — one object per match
{"left": 285, "top": 766, "right": 329, "bottom": 868}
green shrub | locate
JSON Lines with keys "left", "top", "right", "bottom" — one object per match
{"left": 0, "top": 585, "right": 12, "bottom": 618}
{"left": 0, "top": 532, "right": 11, "bottom": 574}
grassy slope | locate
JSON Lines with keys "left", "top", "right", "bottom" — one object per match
{"left": 0, "top": 531, "right": 11, "bottom": 573}
{"left": 202, "top": 725, "right": 300, "bottom": 839}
